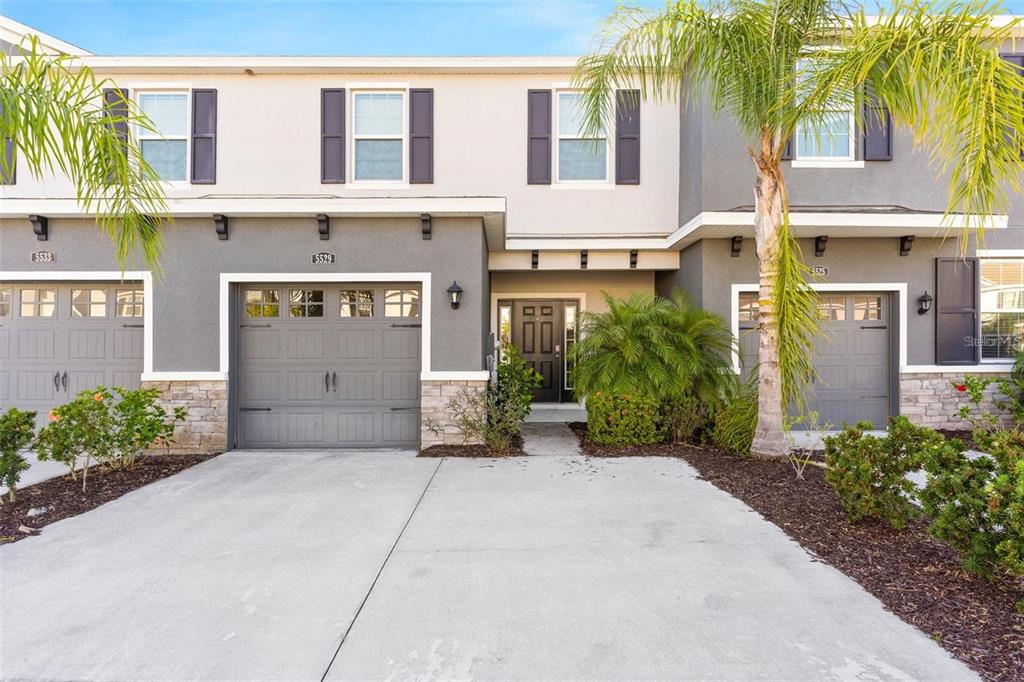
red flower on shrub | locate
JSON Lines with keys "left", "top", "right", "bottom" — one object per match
{"left": 48, "top": 411, "right": 59, "bottom": 422}
{"left": 93, "top": 392, "right": 104, "bottom": 402}
{"left": 955, "top": 384, "right": 967, "bottom": 393}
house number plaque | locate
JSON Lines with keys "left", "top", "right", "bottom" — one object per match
{"left": 810, "top": 265, "right": 829, "bottom": 277}
{"left": 311, "top": 252, "right": 336, "bottom": 265}
{"left": 31, "top": 251, "right": 56, "bottom": 263}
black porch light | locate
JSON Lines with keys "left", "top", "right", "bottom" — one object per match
{"left": 447, "top": 281, "right": 464, "bottom": 309}
{"left": 917, "top": 291, "right": 934, "bottom": 315}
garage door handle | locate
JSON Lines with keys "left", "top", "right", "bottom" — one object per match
{"left": 860, "top": 325, "right": 887, "bottom": 329}
{"left": 325, "top": 371, "right": 330, "bottom": 392}
{"left": 241, "top": 324, "right": 272, "bottom": 328}
{"left": 120, "top": 323, "right": 144, "bottom": 328}
{"left": 332, "top": 371, "right": 337, "bottom": 392}
{"left": 61, "top": 371, "right": 67, "bottom": 391}
{"left": 390, "top": 407, "right": 420, "bottom": 412}
{"left": 390, "top": 323, "right": 421, "bottom": 328}
{"left": 240, "top": 407, "right": 272, "bottom": 412}
{"left": 53, "top": 372, "right": 61, "bottom": 391}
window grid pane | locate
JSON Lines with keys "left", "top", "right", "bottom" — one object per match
{"left": 20, "top": 288, "right": 56, "bottom": 318}
{"left": 72, "top": 288, "right": 107, "bottom": 318}
{"left": 558, "top": 139, "right": 607, "bottom": 181}
{"left": 354, "top": 93, "right": 403, "bottom": 136}
{"left": 340, "top": 290, "right": 374, "bottom": 318}
{"left": 138, "top": 93, "right": 188, "bottom": 136}
{"left": 384, "top": 289, "right": 420, "bottom": 318}
{"left": 564, "top": 304, "right": 577, "bottom": 390}
{"left": 981, "top": 259, "right": 1024, "bottom": 359}
{"left": 816, "top": 295, "right": 846, "bottom": 321}
{"left": 797, "top": 111, "right": 852, "bottom": 159}
{"left": 738, "top": 293, "right": 760, "bottom": 323}
{"left": 0, "top": 288, "right": 11, "bottom": 317}
{"left": 853, "top": 296, "right": 883, "bottom": 321}
{"left": 289, "top": 289, "right": 324, "bottom": 318}
{"left": 115, "top": 289, "right": 144, "bottom": 318}
{"left": 245, "top": 289, "right": 280, "bottom": 318}
{"left": 354, "top": 139, "right": 403, "bottom": 181}
{"left": 141, "top": 139, "right": 187, "bottom": 182}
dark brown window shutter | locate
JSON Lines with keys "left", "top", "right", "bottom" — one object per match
{"left": 102, "top": 88, "right": 129, "bottom": 158}
{"left": 409, "top": 88, "right": 434, "bottom": 184}
{"left": 321, "top": 88, "right": 345, "bottom": 183}
{"left": 935, "top": 257, "right": 980, "bottom": 365}
{"left": 615, "top": 89, "right": 640, "bottom": 184}
{"left": 527, "top": 89, "right": 551, "bottom": 184}
{"left": 1001, "top": 55, "right": 1024, "bottom": 158}
{"left": 863, "top": 93, "right": 893, "bottom": 161}
{"left": 1, "top": 103, "right": 13, "bottom": 185}
{"left": 191, "top": 89, "right": 217, "bottom": 184}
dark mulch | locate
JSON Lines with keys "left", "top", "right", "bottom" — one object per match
{"left": 419, "top": 443, "right": 524, "bottom": 458}
{"left": 937, "top": 428, "right": 980, "bottom": 449}
{"left": 1, "top": 454, "right": 218, "bottom": 545}
{"left": 570, "top": 423, "right": 1024, "bottom": 682}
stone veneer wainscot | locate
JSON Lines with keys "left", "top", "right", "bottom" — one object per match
{"left": 420, "top": 379, "right": 488, "bottom": 449}
{"left": 142, "top": 380, "right": 228, "bottom": 455}
{"left": 900, "top": 372, "right": 1013, "bottom": 430}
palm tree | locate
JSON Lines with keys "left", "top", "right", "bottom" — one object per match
{"left": 1, "top": 36, "right": 167, "bottom": 268}
{"left": 575, "top": 0, "right": 1024, "bottom": 459}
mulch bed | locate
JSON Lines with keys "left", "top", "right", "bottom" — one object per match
{"left": 419, "top": 443, "right": 524, "bottom": 458}
{"left": 1, "top": 454, "right": 217, "bottom": 545}
{"left": 937, "top": 428, "right": 981, "bottom": 449}
{"left": 571, "top": 423, "right": 1024, "bottom": 682}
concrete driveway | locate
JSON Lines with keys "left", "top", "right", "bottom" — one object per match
{"left": 1, "top": 451, "right": 975, "bottom": 681}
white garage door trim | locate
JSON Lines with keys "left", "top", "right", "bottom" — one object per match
{"left": 0, "top": 270, "right": 154, "bottom": 376}
{"left": 730, "top": 282, "right": 908, "bottom": 374}
{"left": 219, "top": 272, "right": 488, "bottom": 382}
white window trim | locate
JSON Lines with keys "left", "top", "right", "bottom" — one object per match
{"left": 794, "top": 108, "right": 857, "bottom": 163}
{"left": 350, "top": 89, "right": 409, "bottom": 187}
{"left": 791, "top": 159, "right": 865, "bottom": 169}
{"left": 979, "top": 256, "right": 1024, "bottom": 364}
{"left": 134, "top": 89, "right": 191, "bottom": 189}
{"left": 554, "top": 89, "right": 612, "bottom": 186}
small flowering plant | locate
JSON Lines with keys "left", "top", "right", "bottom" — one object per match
{"left": 952, "top": 376, "right": 1000, "bottom": 432}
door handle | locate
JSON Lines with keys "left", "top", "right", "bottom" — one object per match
{"left": 53, "top": 372, "right": 60, "bottom": 392}
{"left": 325, "top": 371, "right": 330, "bottom": 392}
{"left": 332, "top": 371, "right": 337, "bottom": 392}
{"left": 240, "top": 407, "right": 272, "bottom": 412}
{"left": 61, "top": 371, "right": 68, "bottom": 391}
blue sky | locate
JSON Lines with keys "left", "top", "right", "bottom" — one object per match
{"left": 3, "top": 0, "right": 664, "bottom": 56}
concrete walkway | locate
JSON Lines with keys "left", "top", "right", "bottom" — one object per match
{"left": 521, "top": 421, "right": 582, "bottom": 456}
{"left": 1, "top": 451, "right": 975, "bottom": 681}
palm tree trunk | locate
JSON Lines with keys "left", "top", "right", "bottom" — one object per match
{"left": 750, "top": 131, "right": 790, "bottom": 460}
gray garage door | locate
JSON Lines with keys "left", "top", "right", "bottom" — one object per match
{"left": 739, "top": 292, "right": 891, "bottom": 427}
{"left": 235, "top": 284, "right": 422, "bottom": 448}
{"left": 0, "top": 282, "right": 145, "bottom": 426}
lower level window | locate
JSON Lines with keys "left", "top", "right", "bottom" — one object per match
{"left": 981, "top": 258, "right": 1024, "bottom": 360}
{"left": 385, "top": 289, "right": 419, "bottom": 318}
{"left": 340, "top": 289, "right": 374, "bottom": 318}
{"left": 289, "top": 289, "right": 324, "bottom": 318}
{"left": 72, "top": 288, "right": 107, "bottom": 317}
{"left": 116, "top": 289, "right": 144, "bottom": 318}
{"left": 245, "top": 289, "right": 279, "bottom": 318}
{"left": 20, "top": 288, "right": 56, "bottom": 317}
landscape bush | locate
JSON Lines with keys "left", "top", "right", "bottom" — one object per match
{"left": 710, "top": 384, "right": 758, "bottom": 455}
{"left": 0, "top": 408, "right": 36, "bottom": 503}
{"left": 662, "top": 395, "right": 714, "bottom": 444}
{"left": 586, "top": 392, "right": 663, "bottom": 446}
{"left": 823, "top": 417, "right": 941, "bottom": 528}
{"left": 920, "top": 428, "right": 1024, "bottom": 592}
{"left": 35, "top": 386, "right": 186, "bottom": 490}
{"left": 439, "top": 345, "right": 541, "bottom": 454}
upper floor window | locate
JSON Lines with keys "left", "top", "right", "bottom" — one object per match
{"left": 556, "top": 91, "right": 608, "bottom": 182}
{"left": 137, "top": 92, "right": 189, "bottom": 182}
{"left": 353, "top": 92, "right": 405, "bottom": 182}
{"left": 980, "top": 258, "right": 1024, "bottom": 361}
{"left": 794, "top": 59, "right": 854, "bottom": 162}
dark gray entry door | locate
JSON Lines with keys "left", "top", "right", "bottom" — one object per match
{"left": 739, "top": 292, "right": 891, "bottom": 427}
{"left": 235, "top": 284, "right": 421, "bottom": 449}
{"left": 510, "top": 300, "right": 562, "bottom": 403}
{"left": 0, "top": 283, "right": 145, "bottom": 426}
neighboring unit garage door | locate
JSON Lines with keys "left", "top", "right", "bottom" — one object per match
{"left": 739, "top": 292, "right": 892, "bottom": 427}
{"left": 236, "top": 284, "right": 422, "bottom": 448}
{"left": 0, "top": 282, "right": 145, "bottom": 426}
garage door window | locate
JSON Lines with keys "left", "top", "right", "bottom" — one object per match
{"left": 289, "top": 289, "right": 324, "bottom": 318}
{"left": 116, "top": 289, "right": 144, "bottom": 318}
{"left": 853, "top": 296, "right": 883, "bottom": 321}
{"left": 245, "top": 289, "right": 279, "bottom": 318}
{"left": 20, "top": 288, "right": 56, "bottom": 318}
{"left": 340, "top": 289, "right": 374, "bottom": 318}
{"left": 385, "top": 289, "right": 419, "bottom": 318}
{"left": 0, "top": 288, "right": 11, "bottom": 317}
{"left": 72, "top": 289, "right": 108, "bottom": 318}
{"left": 817, "top": 295, "right": 846, "bottom": 321}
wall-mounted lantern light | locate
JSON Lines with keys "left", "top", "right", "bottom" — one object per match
{"left": 447, "top": 281, "right": 463, "bottom": 309}
{"left": 917, "top": 291, "right": 933, "bottom": 315}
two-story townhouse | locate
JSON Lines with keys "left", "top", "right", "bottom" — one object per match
{"left": 1, "top": 17, "right": 1021, "bottom": 452}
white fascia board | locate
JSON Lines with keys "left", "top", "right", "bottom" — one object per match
{"left": 901, "top": 364, "right": 1016, "bottom": 374}
{"left": 0, "top": 196, "right": 507, "bottom": 219}
{"left": 69, "top": 55, "right": 580, "bottom": 74}
{"left": 503, "top": 237, "right": 669, "bottom": 251}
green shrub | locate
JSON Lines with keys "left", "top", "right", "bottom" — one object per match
{"left": 662, "top": 396, "right": 714, "bottom": 444}
{"left": 570, "top": 290, "right": 737, "bottom": 409}
{"left": 710, "top": 385, "right": 757, "bottom": 455}
{"left": 437, "top": 345, "right": 541, "bottom": 454}
{"left": 586, "top": 392, "right": 663, "bottom": 446}
{"left": 35, "top": 386, "right": 186, "bottom": 490}
{"left": 921, "top": 428, "right": 1024, "bottom": 586}
{"left": 823, "top": 417, "right": 937, "bottom": 528}
{"left": 0, "top": 408, "right": 36, "bottom": 502}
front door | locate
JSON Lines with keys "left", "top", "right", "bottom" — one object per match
{"left": 510, "top": 300, "right": 563, "bottom": 403}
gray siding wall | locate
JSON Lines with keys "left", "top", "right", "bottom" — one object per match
{"left": 656, "top": 240, "right": 703, "bottom": 303}
{"left": 690, "top": 234, "right": 1024, "bottom": 366}
{"left": 0, "top": 216, "right": 488, "bottom": 373}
